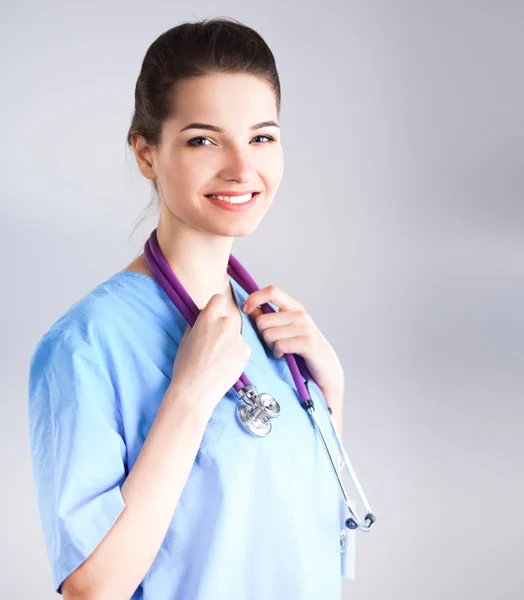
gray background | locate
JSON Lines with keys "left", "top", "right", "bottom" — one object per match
{"left": 1, "top": 1, "right": 523, "bottom": 598}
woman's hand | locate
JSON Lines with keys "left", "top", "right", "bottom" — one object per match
{"left": 242, "top": 284, "right": 345, "bottom": 396}
{"left": 170, "top": 294, "right": 251, "bottom": 418}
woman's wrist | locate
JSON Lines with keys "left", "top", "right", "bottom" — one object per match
{"left": 165, "top": 380, "right": 216, "bottom": 424}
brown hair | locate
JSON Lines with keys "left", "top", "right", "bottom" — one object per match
{"left": 126, "top": 17, "right": 281, "bottom": 233}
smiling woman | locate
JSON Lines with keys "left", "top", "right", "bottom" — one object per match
{"left": 129, "top": 70, "right": 284, "bottom": 247}
{"left": 27, "top": 16, "right": 350, "bottom": 600}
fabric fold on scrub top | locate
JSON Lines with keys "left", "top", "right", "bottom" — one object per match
{"left": 28, "top": 270, "right": 345, "bottom": 599}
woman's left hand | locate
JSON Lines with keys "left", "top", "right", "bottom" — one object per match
{"left": 242, "top": 284, "right": 345, "bottom": 394}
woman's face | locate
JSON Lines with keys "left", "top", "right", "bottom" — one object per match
{"left": 149, "top": 72, "right": 283, "bottom": 238}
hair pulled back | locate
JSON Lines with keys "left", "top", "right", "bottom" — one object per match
{"left": 127, "top": 17, "right": 281, "bottom": 151}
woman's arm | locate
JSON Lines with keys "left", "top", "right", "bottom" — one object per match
{"left": 61, "top": 382, "right": 214, "bottom": 600}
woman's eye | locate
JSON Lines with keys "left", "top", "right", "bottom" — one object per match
{"left": 187, "top": 136, "right": 212, "bottom": 147}
{"left": 186, "top": 135, "right": 275, "bottom": 147}
{"left": 252, "top": 135, "right": 275, "bottom": 143}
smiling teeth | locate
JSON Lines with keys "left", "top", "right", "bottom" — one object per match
{"left": 208, "top": 193, "right": 253, "bottom": 204}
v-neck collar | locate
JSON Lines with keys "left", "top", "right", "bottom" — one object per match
{"left": 228, "top": 274, "right": 301, "bottom": 396}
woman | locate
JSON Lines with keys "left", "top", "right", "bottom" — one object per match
{"left": 28, "top": 17, "right": 347, "bottom": 599}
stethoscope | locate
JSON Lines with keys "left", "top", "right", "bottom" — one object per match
{"left": 144, "top": 228, "right": 376, "bottom": 532}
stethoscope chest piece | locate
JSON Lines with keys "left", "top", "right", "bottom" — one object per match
{"left": 237, "top": 385, "right": 281, "bottom": 437}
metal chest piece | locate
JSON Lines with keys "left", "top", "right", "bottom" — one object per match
{"left": 237, "top": 384, "right": 281, "bottom": 437}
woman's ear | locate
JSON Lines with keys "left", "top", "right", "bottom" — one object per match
{"left": 131, "top": 133, "right": 157, "bottom": 181}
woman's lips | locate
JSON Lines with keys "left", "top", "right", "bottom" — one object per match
{"left": 205, "top": 192, "right": 260, "bottom": 212}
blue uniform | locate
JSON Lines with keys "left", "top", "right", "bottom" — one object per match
{"left": 28, "top": 270, "right": 343, "bottom": 598}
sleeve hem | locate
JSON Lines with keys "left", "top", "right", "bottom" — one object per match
{"left": 53, "top": 485, "right": 127, "bottom": 595}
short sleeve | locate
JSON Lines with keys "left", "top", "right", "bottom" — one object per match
{"left": 28, "top": 328, "right": 127, "bottom": 594}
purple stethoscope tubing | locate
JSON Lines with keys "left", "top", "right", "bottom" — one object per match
{"left": 143, "top": 227, "right": 376, "bottom": 531}
{"left": 144, "top": 227, "right": 320, "bottom": 408}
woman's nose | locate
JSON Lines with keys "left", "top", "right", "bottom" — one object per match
{"left": 220, "top": 148, "right": 256, "bottom": 181}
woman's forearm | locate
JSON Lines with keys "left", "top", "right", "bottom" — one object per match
{"left": 62, "top": 383, "right": 213, "bottom": 600}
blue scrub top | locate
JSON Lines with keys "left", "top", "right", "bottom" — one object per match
{"left": 28, "top": 270, "right": 343, "bottom": 598}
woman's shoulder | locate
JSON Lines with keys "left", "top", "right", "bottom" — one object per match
{"left": 32, "top": 270, "right": 162, "bottom": 358}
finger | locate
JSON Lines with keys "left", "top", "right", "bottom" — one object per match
{"left": 180, "top": 323, "right": 191, "bottom": 343}
{"left": 246, "top": 306, "right": 264, "bottom": 322}
{"left": 243, "top": 285, "right": 303, "bottom": 314}
{"left": 205, "top": 293, "right": 228, "bottom": 316}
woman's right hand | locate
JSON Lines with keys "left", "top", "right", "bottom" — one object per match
{"left": 169, "top": 293, "right": 251, "bottom": 417}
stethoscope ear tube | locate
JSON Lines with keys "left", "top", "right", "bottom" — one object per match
{"left": 306, "top": 404, "right": 376, "bottom": 532}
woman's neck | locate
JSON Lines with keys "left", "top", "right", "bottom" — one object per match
{"left": 122, "top": 227, "right": 242, "bottom": 332}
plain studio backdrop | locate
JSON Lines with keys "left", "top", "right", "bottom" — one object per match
{"left": 1, "top": 1, "right": 522, "bottom": 599}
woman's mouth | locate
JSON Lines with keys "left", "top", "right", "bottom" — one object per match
{"left": 205, "top": 192, "right": 260, "bottom": 211}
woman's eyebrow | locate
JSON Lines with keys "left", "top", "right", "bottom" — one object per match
{"left": 178, "top": 120, "right": 280, "bottom": 133}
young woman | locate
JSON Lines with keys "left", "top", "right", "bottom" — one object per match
{"left": 28, "top": 17, "right": 346, "bottom": 599}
